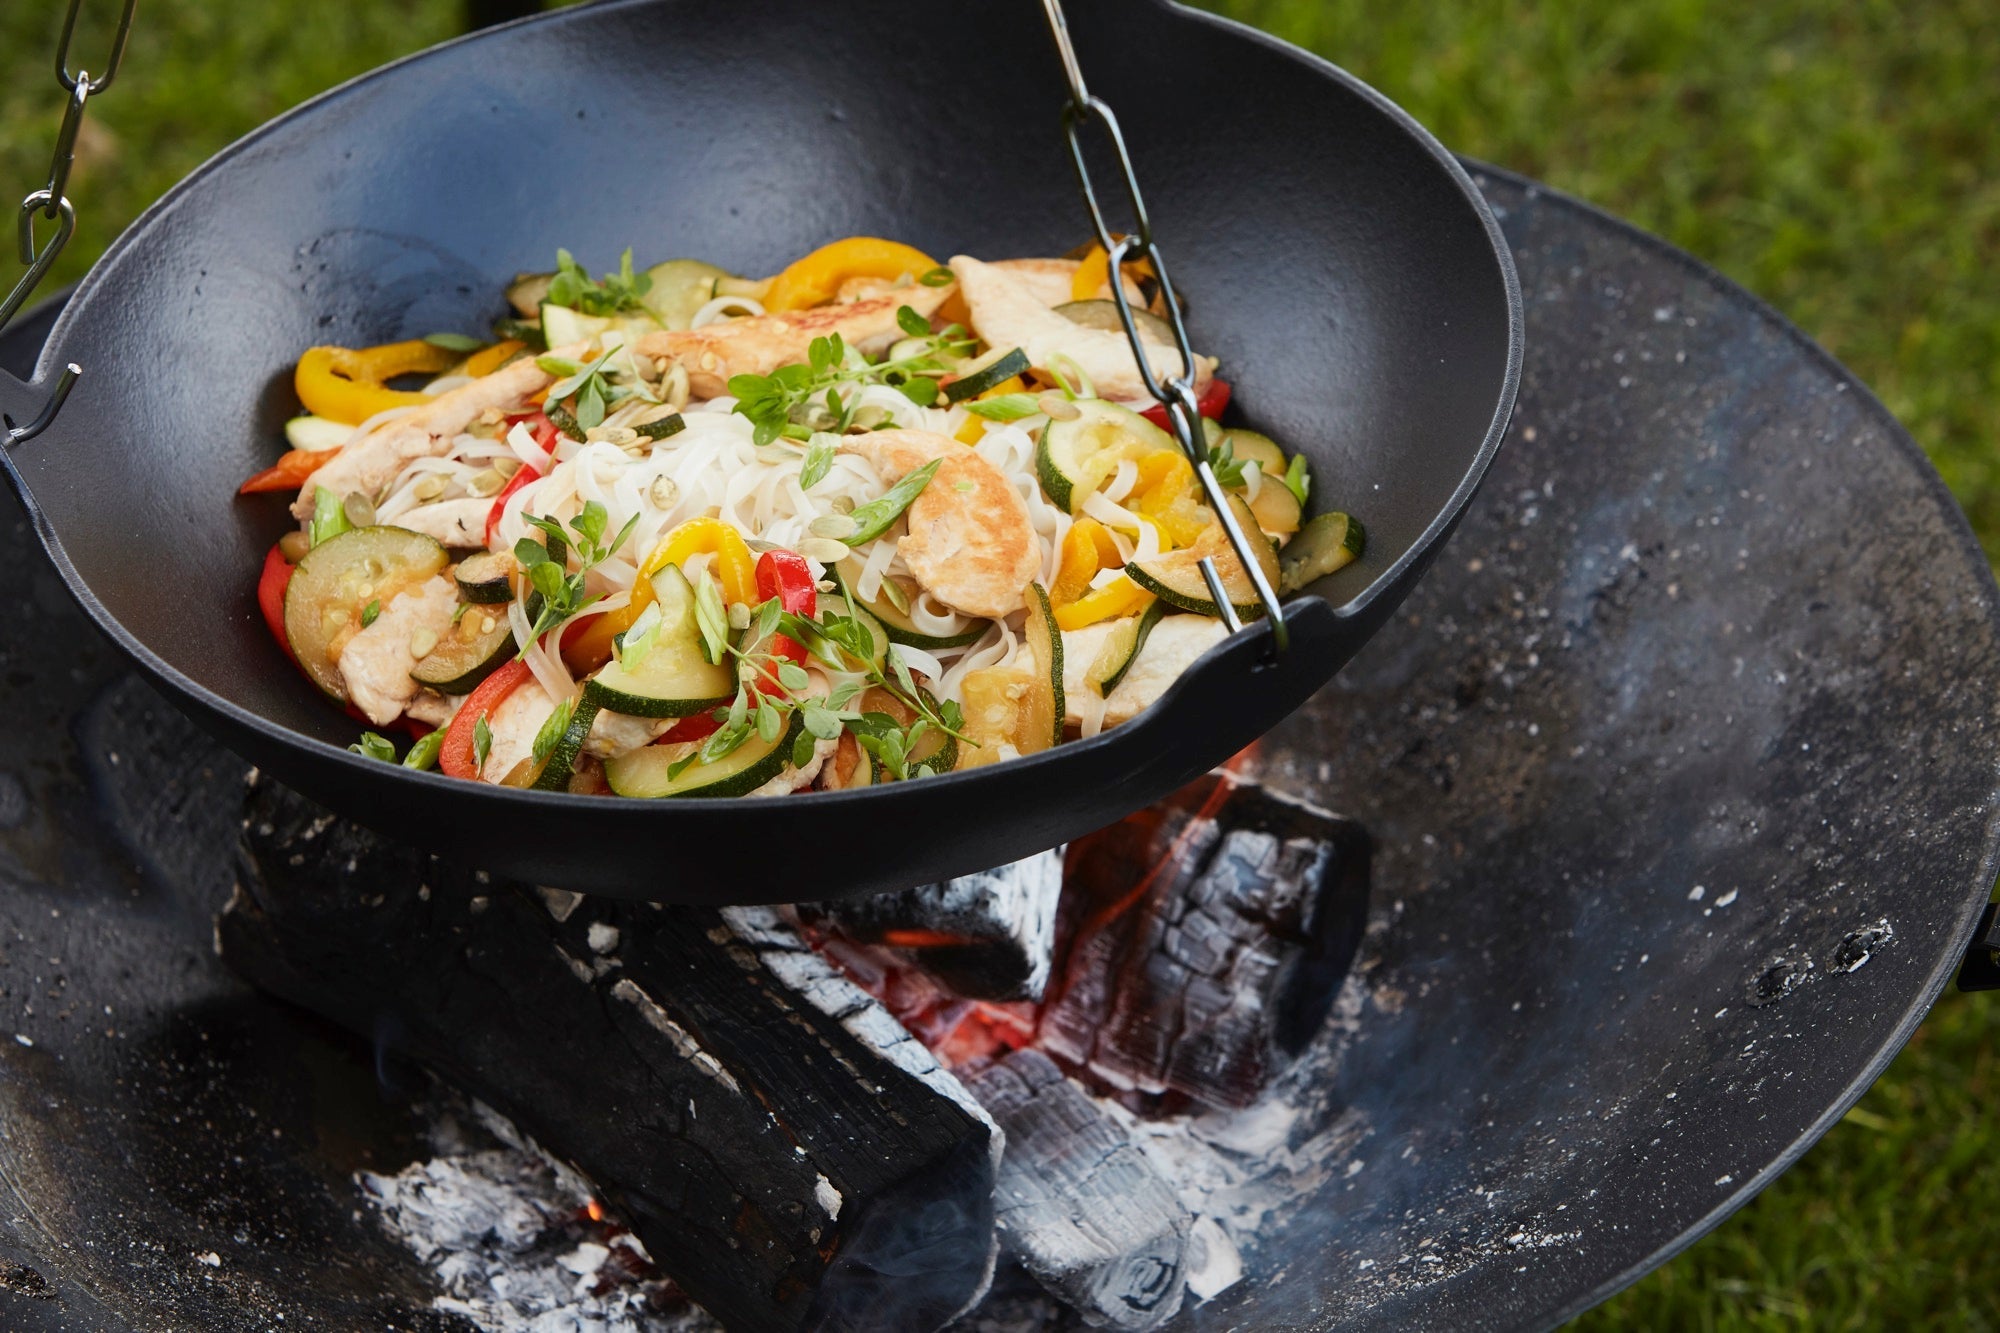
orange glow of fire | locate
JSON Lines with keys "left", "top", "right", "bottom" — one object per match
{"left": 585, "top": 1198, "right": 605, "bottom": 1223}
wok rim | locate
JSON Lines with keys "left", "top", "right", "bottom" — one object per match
{"left": 10, "top": 0, "right": 1523, "bottom": 816}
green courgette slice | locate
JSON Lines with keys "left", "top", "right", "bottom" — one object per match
{"left": 530, "top": 698, "right": 600, "bottom": 792}
{"left": 583, "top": 566, "right": 737, "bottom": 718}
{"left": 411, "top": 604, "right": 515, "bottom": 694}
{"left": 1278, "top": 512, "right": 1367, "bottom": 594}
{"left": 1053, "top": 299, "right": 1176, "bottom": 344}
{"left": 1092, "top": 600, "right": 1166, "bottom": 695}
{"left": 834, "top": 558, "right": 988, "bottom": 650}
{"left": 1035, "top": 397, "right": 1175, "bottom": 513}
{"left": 453, "top": 551, "right": 515, "bottom": 604}
{"left": 604, "top": 710, "right": 805, "bottom": 798}
{"left": 1020, "top": 582, "right": 1064, "bottom": 752}
{"left": 945, "top": 348, "right": 1030, "bottom": 403}
{"left": 639, "top": 259, "right": 738, "bottom": 330}
{"left": 1126, "top": 496, "right": 1281, "bottom": 619}
{"left": 284, "top": 526, "right": 449, "bottom": 701}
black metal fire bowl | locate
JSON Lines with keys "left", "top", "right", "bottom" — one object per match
{"left": 0, "top": 169, "right": 1992, "bottom": 1331}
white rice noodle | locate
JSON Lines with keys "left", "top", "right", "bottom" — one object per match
{"left": 349, "top": 403, "right": 420, "bottom": 442}
{"left": 508, "top": 594, "right": 573, "bottom": 703}
{"left": 690, "top": 295, "right": 767, "bottom": 327}
{"left": 1075, "top": 682, "right": 1109, "bottom": 739}
{"left": 909, "top": 591, "right": 971, "bottom": 639}
{"left": 857, "top": 534, "right": 898, "bottom": 603}
{"left": 506, "top": 421, "right": 554, "bottom": 475}
{"left": 1103, "top": 458, "right": 1139, "bottom": 504}
{"left": 1240, "top": 462, "right": 1262, "bottom": 501}
{"left": 890, "top": 644, "right": 945, "bottom": 685}
{"left": 936, "top": 621, "right": 1018, "bottom": 702}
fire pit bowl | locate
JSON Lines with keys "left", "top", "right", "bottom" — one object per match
{"left": 0, "top": 177, "right": 1990, "bottom": 1331}
{"left": 0, "top": 0, "right": 1520, "bottom": 902}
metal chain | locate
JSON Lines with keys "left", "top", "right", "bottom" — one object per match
{"left": 1037, "top": 0, "right": 1289, "bottom": 652}
{"left": 2, "top": 0, "right": 138, "bottom": 337}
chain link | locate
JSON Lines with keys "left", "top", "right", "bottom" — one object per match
{"left": 3, "top": 0, "right": 140, "bottom": 339}
{"left": 1038, "top": 0, "right": 1289, "bottom": 651}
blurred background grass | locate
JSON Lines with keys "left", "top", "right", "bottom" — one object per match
{"left": 3, "top": 0, "right": 1996, "bottom": 1326}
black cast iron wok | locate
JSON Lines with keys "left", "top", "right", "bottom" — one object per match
{"left": 0, "top": 0, "right": 1520, "bottom": 902}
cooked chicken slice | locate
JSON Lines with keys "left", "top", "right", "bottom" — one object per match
{"left": 289, "top": 342, "right": 587, "bottom": 521}
{"left": 388, "top": 496, "right": 490, "bottom": 547}
{"left": 949, "top": 255, "right": 1214, "bottom": 404}
{"left": 1060, "top": 613, "right": 1228, "bottom": 728}
{"left": 477, "top": 678, "right": 556, "bottom": 783}
{"left": 406, "top": 689, "right": 462, "bottom": 730}
{"left": 991, "top": 257, "right": 1143, "bottom": 310}
{"left": 838, "top": 428, "right": 1041, "bottom": 619}
{"left": 635, "top": 285, "right": 954, "bottom": 400}
{"left": 751, "top": 734, "right": 838, "bottom": 797}
{"left": 334, "top": 575, "right": 458, "bottom": 727}
{"left": 584, "top": 708, "right": 674, "bottom": 760}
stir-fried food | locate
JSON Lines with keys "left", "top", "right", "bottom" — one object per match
{"left": 242, "top": 237, "right": 1365, "bottom": 795}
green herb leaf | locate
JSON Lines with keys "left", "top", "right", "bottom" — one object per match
{"left": 792, "top": 731, "right": 818, "bottom": 768}
{"left": 897, "top": 376, "right": 940, "bottom": 407}
{"left": 756, "top": 700, "right": 783, "bottom": 743}
{"left": 349, "top": 731, "right": 397, "bottom": 762}
{"left": 777, "top": 661, "right": 812, "bottom": 693}
{"left": 800, "top": 434, "right": 837, "bottom": 491}
{"left": 845, "top": 458, "right": 942, "bottom": 545}
{"left": 896, "top": 304, "right": 933, "bottom": 338}
{"left": 360, "top": 598, "right": 381, "bottom": 628}
{"left": 918, "top": 266, "right": 955, "bottom": 288}
{"left": 424, "top": 332, "right": 485, "bottom": 351}
{"left": 473, "top": 714, "right": 493, "bottom": 771}
{"left": 531, "top": 697, "right": 574, "bottom": 766}
{"left": 1283, "top": 453, "right": 1312, "bottom": 506}
{"left": 309, "top": 485, "right": 353, "bottom": 548}
{"left": 963, "top": 393, "right": 1042, "bottom": 421}
{"left": 547, "top": 246, "right": 651, "bottom": 317}
{"left": 888, "top": 645, "right": 919, "bottom": 697}
{"left": 570, "top": 499, "right": 608, "bottom": 554}
{"left": 1207, "top": 438, "right": 1248, "bottom": 489}
{"left": 402, "top": 729, "right": 446, "bottom": 771}
{"left": 802, "top": 704, "right": 843, "bottom": 741}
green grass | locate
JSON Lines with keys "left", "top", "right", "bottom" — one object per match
{"left": 4, "top": 1, "right": 1998, "bottom": 1327}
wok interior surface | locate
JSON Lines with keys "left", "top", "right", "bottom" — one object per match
{"left": 0, "top": 0, "right": 1516, "bottom": 896}
{"left": 0, "top": 172, "right": 1991, "bottom": 1330}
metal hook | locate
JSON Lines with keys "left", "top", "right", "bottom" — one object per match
{"left": 4, "top": 363, "right": 81, "bottom": 447}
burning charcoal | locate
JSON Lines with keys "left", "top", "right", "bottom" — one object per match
{"left": 967, "top": 1051, "right": 1190, "bottom": 1330}
{"left": 800, "top": 850, "right": 1063, "bottom": 1001}
{"left": 1039, "top": 773, "right": 1369, "bottom": 1111}
{"left": 221, "top": 778, "right": 1000, "bottom": 1333}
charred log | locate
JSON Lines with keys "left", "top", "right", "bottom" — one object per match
{"left": 967, "top": 1050, "right": 1190, "bottom": 1330}
{"left": 1040, "top": 773, "right": 1370, "bottom": 1111}
{"left": 220, "top": 778, "right": 999, "bottom": 1333}
{"left": 799, "top": 850, "right": 1063, "bottom": 1001}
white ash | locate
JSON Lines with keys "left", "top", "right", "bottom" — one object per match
{"left": 359, "top": 1096, "right": 719, "bottom": 1333}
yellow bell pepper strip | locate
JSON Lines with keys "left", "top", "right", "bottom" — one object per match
{"left": 1131, "top": 450, "right": 1213, "bottom": 548}
{"left": 563, "top": 518, "right": 758, "bottom": 674}
{"left": 461, "top": 338, "right": 526, "bottom": 380}
{"left": 1069, "top": 240, "right": 1158, "bottom": 302}
{"left": 953, "top": 375, "right": 1031, "bottom": 444}
{"left": 762, "top": 238, "right": 943, "bottom": 313}
{"left": 1054, "top": 576, "right": 1154, "bottom": 632}
{"left": 293, "top": 340, "right": 462, "bottom": 426}
{"left": 1051, "top": 519, "right": 1108, "bottom": 607}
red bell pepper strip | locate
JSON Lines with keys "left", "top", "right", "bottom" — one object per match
{"left": 657, "top": 712, "right": 723, "bottom": 745}
{"left": 439, "top": 658, "right": 533, "bottom": 781}
{"left": 240, "top": 447, "right": 340, "bottom": 496}
{"left": 485, "top": 412, "right": 560, "bottom": 547}
{"left": 752, "top": 550, "right": 818, "bottom": 696}
{"left": 1140, "top": 376, "right": 1231, "bottom": 431}
{"left": 257, "top": 544, "right": 298, "bottom": 665}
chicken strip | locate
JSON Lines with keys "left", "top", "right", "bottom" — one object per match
{"left": 949, "top": 255, "right": 1214, "bottom": 404}
{"left": 1060, "top": 613, "right": 1228, "bottom": 728}
{"left": 290, "top": 342, "right": 587, "bottom": 521}
{"left": 335, "top": 575, "right": 458, "bottom": 727}
{"left": 839, "top": 429, "right": 1042, "bottom": 619}
{"left": 478, "top": 678, "right": 556, "bottom": 783}
{"left": 635, "top": 284, "right": 954, "bottom": 400}
{"left": 990, "top": 257, "right": 1144, "bottom": 310}
{"left": 388, "top": 496, "right": 490, "bottom": 548}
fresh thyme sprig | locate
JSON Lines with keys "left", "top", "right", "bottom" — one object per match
{"left": 512, "top": 499, "right": 642, "bottom": 648}
{"left": 726, "top": 308, "right": 978, "bottom": 446}
{"left": 546, "top": 247, "right": 651, "bottom": 316}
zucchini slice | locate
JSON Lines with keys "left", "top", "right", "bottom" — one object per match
{"left": 1126, "top": 496, "right": 1282, "bottom": 619}
{"left": 639, "top": 259, "right": 738, "bottom": 330}
{"left": 1053, "top": 299, "right": 1177, "bottom": 344}
{"left": 453, "top": 550, "right": 515, "bottom": 604}
{"left": 583, "top": 566, "right": 737, "bottom": 718}
{"left": 1247, "top": 475, "right": 1303, "bottom": 538}
{"left": 530, "top": 698, "right": 600, "bottom": 792}
{"left": 1091, "top": 600, "right": 1166, "bottom": 694}
{"left": 850, "top": 685, "right": 958, "bottom": 779}
{"left": 604, "top": 711, "right": 804, "bottom": 798}
{"left": 818, "top": 594, "right": 890, "bottom": 673}
{"left": 1220, "top": 430, "right": 1285, "bottom": 475}
{"left": 1278, "top": 512, "right": 1367, "bottom": 594}
{"left": 284, "top": 527, "right": 448, "bottom": 700}
{"left": 1036, "top": 397, "right": 1176, "bottom": 513}
{"left": 507, "top": 272, "right": 555, "bottom": 318}
{"left": 945, "top": 348, "right": 1031, "bottom": 404}
{"left": 835, "top": 558, "right": 988, "bottom": 650}
{"left": 634, "top": 410, "right": 686, "bottom": 441}
{"left": 411, "top": 603, "right": 515, "bottom": 694}
{"left": 538, "top": 302, "right": 612, "bottom": 349}
{"left": 1019, "top": 582, "right": 1064, "bottom": 752}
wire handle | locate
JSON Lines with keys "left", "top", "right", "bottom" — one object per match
{"left": 1037, "top": 0, "right": 1288, "bottom": 652}
{"left": 1, "top": 0, "right": 134, "bottom": 442}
